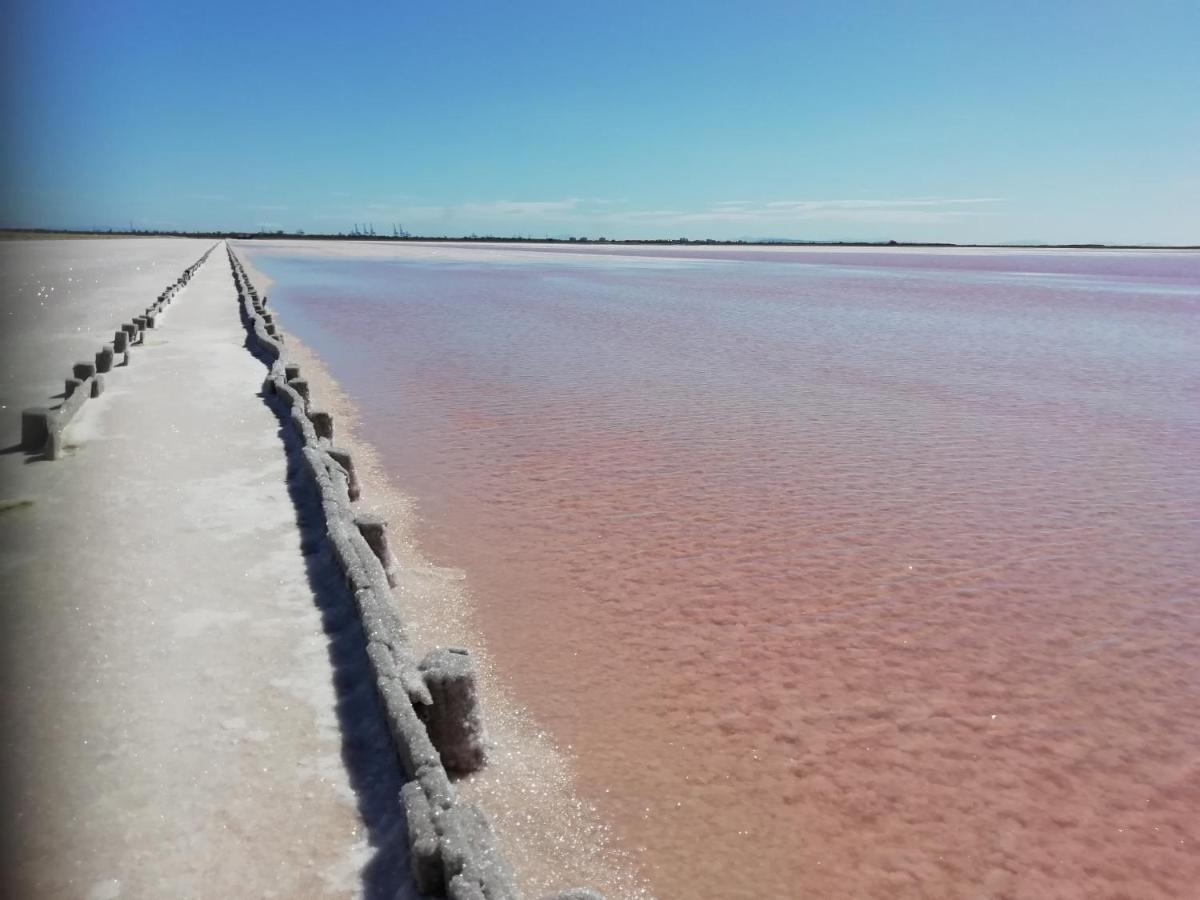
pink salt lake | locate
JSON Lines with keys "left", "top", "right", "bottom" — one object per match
{"left": 249, "top": 243, "right": 1200, "bottom": 899}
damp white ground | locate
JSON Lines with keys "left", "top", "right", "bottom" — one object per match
{"left": 0, "top": 239, "right": 420, "bottom": 899}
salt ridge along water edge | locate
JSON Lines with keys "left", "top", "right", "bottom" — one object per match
{"left": 233, "top": 244, "right": 651, "bottom": 900}
{"left": 230, "top": 246, "right": 529, "bottom": 900}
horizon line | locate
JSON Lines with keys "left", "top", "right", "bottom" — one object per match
{"left": 1, "top": 226, "right": 1198, "bottom": 252}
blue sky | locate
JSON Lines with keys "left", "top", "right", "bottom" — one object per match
{"left": 2, "top": 1, "right": 1198, "bottom": 243}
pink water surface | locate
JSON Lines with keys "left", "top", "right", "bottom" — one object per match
{"left": 252, "top": 244, "right": 1200, "bottom": 899}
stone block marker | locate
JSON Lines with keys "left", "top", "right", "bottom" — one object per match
{"left": 355, "top": 514, "right": 399, "bottom": 587}
{"left": 21, "top": 408, "right": 50, "bottom": 451}
{"left": 96, "top": 345, "right": 115, "bottom": 373}
{"left": 287, "top": 378, "right": 309, "bottom": 404}
{"left": 73, "top": 361, "right": 97, "bottom": 381}
{"left": 113, "top": 330, "right": 129, "bottom": 354}
{"left": 327, "top": 446, "right": 361, "bottom": 501}
{"left": 309, "top": 409, "right": 334, "bottom": 441}
{"left": 419, "top": 648, "right": 488, "bottom": 775}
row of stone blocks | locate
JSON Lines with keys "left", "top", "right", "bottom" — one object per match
{"left": 227, "top": 247, "right": 600, "bottom": 900}
{"left": 19, "top": 243, "right": 221, "bottom": 459}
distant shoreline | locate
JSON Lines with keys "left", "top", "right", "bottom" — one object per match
{"left": 2, "top": 227, "right": 1196, "bottom": 251}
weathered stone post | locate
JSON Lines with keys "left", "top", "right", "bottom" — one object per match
{"left": 113, "top": 330, "right": 129, "bottom": 353}
{"left": 95, "top": 345, "right": 115, "bottom": 373}
{"left": 309, "top": 409, "right": 334, "bottom": 441}
{"left": 287, "top": 379, "right": 309, "bottom": 403}
{"left": 418, "top": 648, "right": 488, "bottom": 775}
{"left": 90, "top": 375, "right": 105, "bottom": 398}
{"left": 73, "top": 361, "right": 96, "bottom": 381}
{"left": 21, "top": 408, "right": 50, "bottom": 452}
{"left": 327, "top": 447, "right": 361, "bottom": 501}
{"left": 355, "top": 514, "right": 399, "bottom": 586}
{"left": 284, "top": 363, "right": 301, "bottom": 381}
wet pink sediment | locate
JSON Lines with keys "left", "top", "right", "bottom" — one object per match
{"left": 255, "top": 246, "right": 1200, "bottom": 899}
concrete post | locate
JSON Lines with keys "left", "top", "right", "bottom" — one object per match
{"left": 309, "top": 409, "right": 334, "bottom": 441}
{"left": 90, "top": 375, "right": 104, "bottom": 398}
{"left": 355, "top": 514, "right": 399, "bottom": 587}
{"left": 327, "top": 447, "right": 361, "bottom": 501}
{"left": 96, "top": 345, "right": 115, "bottom": 373}
{"left": 284, "top": 363, "right": 301, "bottom": 381}
{"left": 21, "top": 408, "right": 50, "bottom": 452}
{"left": 64, "top": 378, "right": 81, "bottom": 398}
{"left": 113, "top": 330, "right": 128, "bottom": 353}
{"left": 288, "top": 378, "right": 309, "bottom": 403}
{"left": 418, "top": 648, "right": 488, "bottom": 775}
{"left": 73, "top": 361, "right": 96, "bottom": 380}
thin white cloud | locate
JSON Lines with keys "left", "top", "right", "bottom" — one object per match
{"left": 652, "top": 198, "right": 1004, "bottom": 226}
{"left": 309, "top": 196, "right": 1003, "bottom": 232}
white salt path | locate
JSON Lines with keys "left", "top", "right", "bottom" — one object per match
{"left": 0, "top": 240, "right": 419, "bottom": 899}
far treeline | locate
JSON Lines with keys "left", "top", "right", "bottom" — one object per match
{"left": 1, "top": 227, "right": 1196, "bottom": 250}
